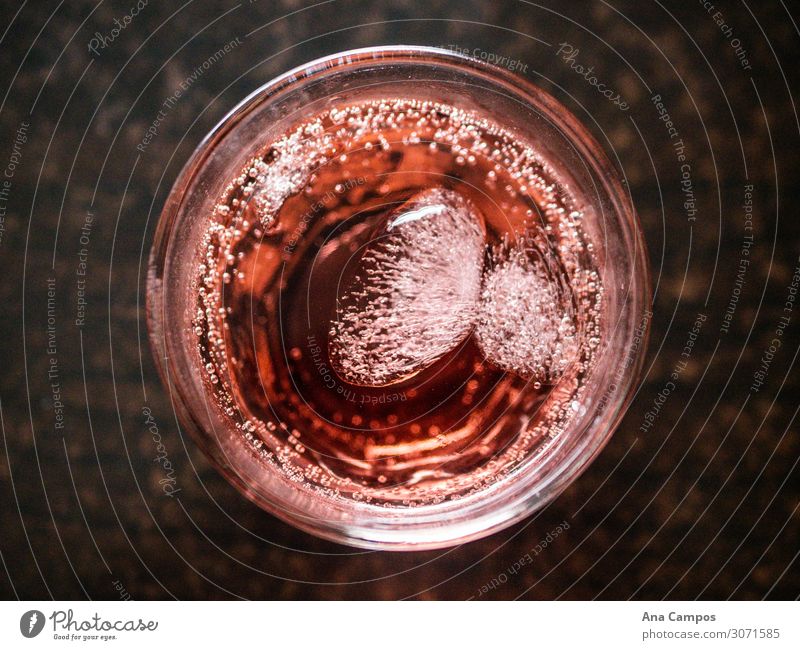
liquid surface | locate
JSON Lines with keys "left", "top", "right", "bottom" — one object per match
{"left": 193, "top": 98, "right": 603, "bottom": 506}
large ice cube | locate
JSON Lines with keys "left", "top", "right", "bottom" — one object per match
{"left": 329, "top": 187, "right": 486, "bottom": 386}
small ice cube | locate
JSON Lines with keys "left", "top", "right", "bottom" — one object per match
{"left": 474, "top": 240, "right": 578, "bottom": 383}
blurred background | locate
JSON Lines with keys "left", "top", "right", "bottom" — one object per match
{"left": 0, "top": 0, "right": 798, "bottom": 599}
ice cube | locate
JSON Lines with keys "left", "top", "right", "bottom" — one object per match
{"left": 329, "top": 187, "right": 486, "bottom": 386}
{"left": 474, "top": 240, "right": 578, "bottom": 383}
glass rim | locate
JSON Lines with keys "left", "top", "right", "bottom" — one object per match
{"left": 147, "top": 45, "right": 652, "bottom": 550}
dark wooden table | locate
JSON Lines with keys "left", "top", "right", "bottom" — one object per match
{"left": 1, "top": 0, "right": 798, "bottom": 599}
